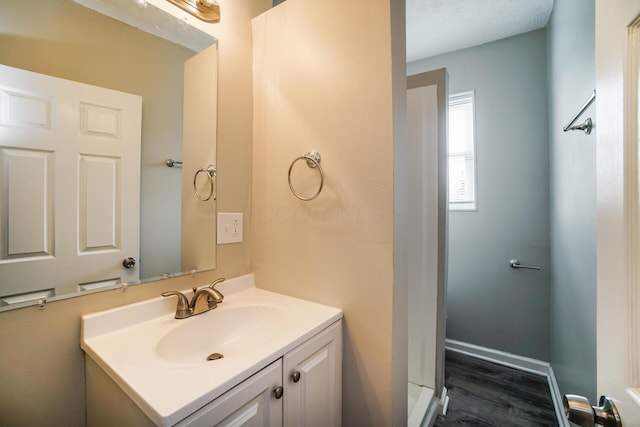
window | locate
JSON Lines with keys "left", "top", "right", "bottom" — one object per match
{"left": 448, "top": 90, "right": 476, "bottom": 211}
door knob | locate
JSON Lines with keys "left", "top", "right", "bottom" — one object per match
{"left": 563, "top": 394, "right": 622, "bottom": 427}
{"left": 122, "top": 257, "right": 136, "bottom": 269}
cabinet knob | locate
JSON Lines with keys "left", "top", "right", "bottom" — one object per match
{"left": 274, "top": 386, "right": 284, "bottom": 399}
{"left": 291, "top": 371, "right": 301, "bottom": 383}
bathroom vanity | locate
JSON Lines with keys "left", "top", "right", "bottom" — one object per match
{"left": 81, "top": 274, "right": 343, "bottom": 426}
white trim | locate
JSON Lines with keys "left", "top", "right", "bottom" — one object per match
{"left": 439, "top": 386, "right": 449, "bottom": 416}
{"left": 445, "top": 339, "right": 569, "bottom": 427}
{"left": 407, "top": 383, "right": 449, "bottom": 427}
{"left": 408, "top": 383, "right": 434, "bottom": 427}
{"left": 547, "top": 367, "right": 569, "bottom": 427}
{"left": 626, "top": 16, "right": 640, "bottom": 393}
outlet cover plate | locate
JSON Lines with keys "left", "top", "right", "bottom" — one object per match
{"left": 217, "top": 213, "right": 243, "bottom": 244}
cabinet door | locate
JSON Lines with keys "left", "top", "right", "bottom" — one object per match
{"left": 283, "top": 321, "right": 342, "bottom": 427}
{"left": 176, "top": 360, "right": 283, "bottom": 427}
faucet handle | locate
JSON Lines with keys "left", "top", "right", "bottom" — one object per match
{"left": 161, "top": 291, "right": 191, "bottom": 319}
{"left": 209, "top": 278, "right": 225, "bottom": 287}
{"left": 192, "top": 288, "right": 219, "bottom": 313}
{"left": 208, "top": 278, "right": 225, "bottom": 303}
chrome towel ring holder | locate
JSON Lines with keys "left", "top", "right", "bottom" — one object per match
{"left": 288, "top": 150, "right": 324, "bottom": 201}
{"left": 193, "top": 164, "right": 216, "bottom": 201}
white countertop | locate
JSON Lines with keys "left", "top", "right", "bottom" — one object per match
{"left": 81, "top": 274, "right": 342, "bottom": 426}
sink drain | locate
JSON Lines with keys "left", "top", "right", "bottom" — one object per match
{"left": 207, "top": 352, "right": 224, "bottom": 361}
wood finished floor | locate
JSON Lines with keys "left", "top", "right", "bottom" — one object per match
{"left": 434, "top": 351, "right": 558, "bottom": 426}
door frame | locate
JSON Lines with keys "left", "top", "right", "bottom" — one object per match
{"left": 407, "top": 68, "right": 448, "bottom": 398}
{"left": 596, "top": 0, "right": 640, "bottom": 423}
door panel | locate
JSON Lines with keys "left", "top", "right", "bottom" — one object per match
{"left": 0, "top": 88, "right": 53, "bottom": 130}
{"left": 78, "top": 155, "right": 119, "bottom": 252}
{"left": 79, "top": 103, "right": 121, "bottom": 138}
{"left": 1, "top": 148, "right": 53, "bottom": 258}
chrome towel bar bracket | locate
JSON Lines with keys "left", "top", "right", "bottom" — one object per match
{"left": 563, "top": 90, "right": 595, "bottom": 134}
{"left": 288, "top": 150, "right": 324, "bottom": 201}
{"left": 509, "top": 259, "right": 541, "bottom": 271}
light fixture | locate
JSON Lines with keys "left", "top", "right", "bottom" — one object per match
{"left": 166, "top": 0, "right": 220, "bottom": 22}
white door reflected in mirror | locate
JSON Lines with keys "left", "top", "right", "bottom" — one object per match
{"left": 0, "top": 64, "right": 141, "bottom": 301}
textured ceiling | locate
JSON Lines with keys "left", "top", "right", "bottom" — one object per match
{"left": 406, "top": 0, "right": 555, "bottom": 63}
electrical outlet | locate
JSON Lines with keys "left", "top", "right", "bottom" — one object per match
{"left": 217, "top": 213, "right": 243, "bottom": 244}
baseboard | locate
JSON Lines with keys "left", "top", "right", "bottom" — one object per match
{"left": 445, "top": 339, "right": 549, "bottom": 375}
{"left": 445, "top": 339, "right": 568, "bottom": 427}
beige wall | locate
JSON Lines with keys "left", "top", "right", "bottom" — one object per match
{"left": 251, "top": 0, "right": 406, "bottom": 425}
{"left": 0, "top": 0, "right": 270, "bottom": 425}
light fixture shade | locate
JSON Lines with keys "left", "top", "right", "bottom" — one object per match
{"left": 166, "top": 0, "right": 220, "bottom": 22}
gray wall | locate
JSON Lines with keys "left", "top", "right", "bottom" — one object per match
{"left": 547, "top": 0, "right": 596, "bottom": 400}
{"left": 408, "top": 30, "right": 551, "bottom": 361}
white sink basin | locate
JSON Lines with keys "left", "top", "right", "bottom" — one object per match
{"left": 155, "top": 304, "right": 288, "bottom": 364}
{"left": 81, "top": 274, "right": 342, "bottom": 426}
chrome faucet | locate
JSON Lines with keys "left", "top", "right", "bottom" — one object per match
{"left": 162, "top": 278, "right": 225, "bottom": 319}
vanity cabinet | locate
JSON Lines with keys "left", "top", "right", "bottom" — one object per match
{"left": 83, "top": 281, "right": 344, "bottom": 427}
{"left": 86, "top": 319, "right": 342, "bottom": 427}
{"left": 175, "top": 320, "right": 342, "bottom": 427}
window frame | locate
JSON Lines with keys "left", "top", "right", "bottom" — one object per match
{"left": 448, "top": 90, "right": 477, "bottom": 212}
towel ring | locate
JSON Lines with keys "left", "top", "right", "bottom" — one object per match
{"left": 288, "top": 150, "right": 324, "bottom": 201}
{"left": 193, "top": 165, "right": 216, "bottom": 201}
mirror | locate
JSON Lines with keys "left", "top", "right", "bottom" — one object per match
{"left": 0, "top": 0, "right": 218, "bottom": 310}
